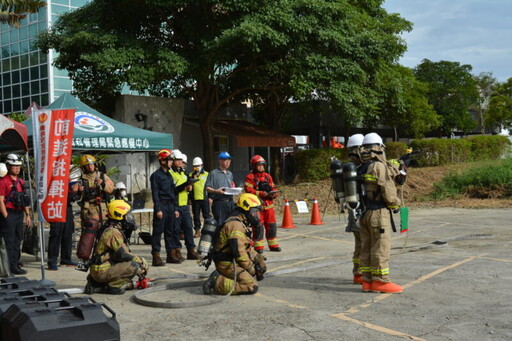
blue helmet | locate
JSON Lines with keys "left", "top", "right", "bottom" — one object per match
{"left": 218, "top": 152, "right": 232, "bottom": 160}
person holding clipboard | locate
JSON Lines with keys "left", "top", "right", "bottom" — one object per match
{"left": 244, "top": 155, "right": 281, "bottom": 253}
{"left": 205, "top": 152, "right": 236, "bottom": 228}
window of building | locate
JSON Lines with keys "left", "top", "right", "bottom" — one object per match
{"left": 214, "top": 136, "right": 229, "bottom": 153}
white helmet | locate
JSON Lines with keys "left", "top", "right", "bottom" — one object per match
{"left": 5, "top": 154, "right": 22, "bottom": 166}
{"left": 115, "top": 182, "right": 127, "bottom": 190}
{"left": 362, "top": 133, "right": 384, "bottom": 146}
{"left": 182, "top": 154, "right": 188, "bottom": 163}
{"left": 0, "top": 163, "right": 7, "bottom": 177}
{"left": 171, "top": 149, "right": 184, "bottom": 160}
{"left": 192, "top": 157, "right": 203, "bottom": 166}
{"left": 347, "top": 134, "right": 364, "bottom": 148}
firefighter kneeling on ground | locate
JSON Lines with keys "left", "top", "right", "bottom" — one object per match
{"left": 85, "top": 200, "right": 149, "bottom": 295}
{"left": 203, "top": 193, "right": 267, "bottom": 295}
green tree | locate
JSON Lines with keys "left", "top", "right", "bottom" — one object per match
{"left": 37, "top": 0, "right": 410, "bottom": 168}
{"left": 0, "top": 0, "right": 45, "bottom": 27}
{"left": 375, "top": 64, "right": 440, "bottom": 140}
{"left": 487, "top": 78, "right": 512, "bottom": 130}
{"left": 474, "top": 72, "right": 497, "bottom": 134}
{"left": 414, "top": 59, "right": 479, "bottom": 136}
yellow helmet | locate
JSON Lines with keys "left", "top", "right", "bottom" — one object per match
{"left": 236, "top": 193, "right": 262, "bottom": 213}
{"left": 108, "top": 200, "right": 131, "bottom": 221}
{"left": 79, "top": 154, "right": 96, "bottom": 167}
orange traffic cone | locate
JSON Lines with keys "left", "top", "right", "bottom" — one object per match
{"left": 279, "top": 200, "right": 297, "bottom": 229}
{"left": 309, "top": 198, "right": 325, "bottom": 225}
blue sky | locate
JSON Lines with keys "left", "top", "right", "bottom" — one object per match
{"left": 383, "top": 0, "right": 512, "bottom": 82}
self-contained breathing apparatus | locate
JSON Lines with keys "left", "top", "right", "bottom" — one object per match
{"left": 5, "top": 178, "right": 30, "bottom": 208}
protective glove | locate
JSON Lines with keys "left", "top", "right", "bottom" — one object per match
{"left": 253, "top": 254, "right": 267, "bottom": 280}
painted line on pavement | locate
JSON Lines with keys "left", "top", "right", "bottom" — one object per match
{"left": 267, "top": 256, "right": 327, "bottom": 273}
{"left": 477, "top": 256, "right": 512, "bottom": 263}
{"left": 254, "top": 293, "right": 308, "bottom": 309}
{"left": 280, "top": 232, "right": 353, "bottom": 244}
{"left": 330, "top": 314, "right": 429, "bottom": 341}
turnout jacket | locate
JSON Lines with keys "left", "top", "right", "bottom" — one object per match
{"left": 362, "top": 161, "right": 400, "bottom": 210}
{"left": 244, "top": 172, "right": 277, "bottom": 210}
{"left": 214, "top": 215, "right": 255, "bottom": 274}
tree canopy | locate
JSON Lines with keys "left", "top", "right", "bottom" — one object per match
{"left": 414, "top": 59, "right": 479, "bottom": 136}
{"left": 37, "top": 0, "right": 411, "bottom": 168}
{"left": 374, "top": 64, "right": 439, "bottom": 140}
{"left": 487, "top": 78, "right": 512, "bottom": 130}
{"left": 0, "top": 0, "right": 45, "bottom": 27}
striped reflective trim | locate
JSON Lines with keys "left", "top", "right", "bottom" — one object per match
{"left": 227, "top": 231, "right": 247, "bottom": 239}
{"left": 244, "top": 182, "right": 254, "bottom": 188}
{"left": 222, "top": 277, "right": 235, "bottom": 294}
{"left": 352, "top": 258, "right": 360, "bottom": 264}
{"left": 263, "top": 204, "right": 274, "bottom": 209}
{"left": 254, "top": 240, "right": 265, "bottom": 247}
{"left": 372, "top": 268, "right": 390, "bottom": 275}
{"left": 90, "top": 263, "right": 111, "bottom": 271}
{"left": 359, "top": 266, "right": 372, "bottom": 274}
{"left": 363, "top": 174, "right": 378, "bottom": 182}
{"left": 267, "top": 238, "right": 278, "bottom": 246}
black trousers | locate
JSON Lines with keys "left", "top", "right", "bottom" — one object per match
{"left": 0, "top": 209, "right": 24, "bottom": 272}
{"left": 152, "top": 203, "right": 179, "bottom": 253}
{"left": 48, "top": 205, "right": 74, "bottom": 266}
{"left": 212, "top": 200, "right": 235, "bottom": 228}
{"left": 175, "top": 205, "right": 195, "bottom": 248}
{"left": 192, "top": 199, "right": 211, "bottom": 230}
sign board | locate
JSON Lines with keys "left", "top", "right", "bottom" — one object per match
{"left": 295, "top": 201, "right": 309, "bottom": 214}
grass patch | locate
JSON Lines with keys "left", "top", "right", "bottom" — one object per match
{"left": 431, "top": 158, "right": 512, "bottom": 200}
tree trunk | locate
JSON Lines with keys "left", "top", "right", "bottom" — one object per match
{"left": 270, "top": 147, "right": 281, "bottom": 185}
{"left": 195, "top": 81, "right": 219, "bottom": 170}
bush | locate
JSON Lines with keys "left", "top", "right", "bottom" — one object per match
{"left": 431, "top": 158, "right": 512, "bottom": 199}
{"left": 295, "top": 148, "right": 346, "bottom": 182}
{"left": 384, "top": 142, "right": 408, "bottom": 160}
{"left": 409, "top": 135, "right": 509, "bottom": 167}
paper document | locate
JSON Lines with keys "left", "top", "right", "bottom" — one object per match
{"left": 223, "top": 187, "right": 243, "bottom": 195}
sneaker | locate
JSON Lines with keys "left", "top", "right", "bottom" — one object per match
{"left": 60, "top": 261, "right": 78, "bottom": 267}
{"left": 11, "top": 267, "right": 27, "bottom": 275}
{"left": 106, "top": 286, "right": 126, "bottom": 295}
{"left": 47, "top": 264, "right": 58, "bottom": 271}
{"left": 202, "top": 271, "right": 219, "bottom": 295}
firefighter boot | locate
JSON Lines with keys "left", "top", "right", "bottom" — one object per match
{"left": 362, "top": 280, "right": 372, "bottom": 293}
{"left": 152, "top": 252, "right": 165, "bottom": 267}
{"left": 187, "top": 247, "right": 199, "bottom": 260}
{"left": 353, "top": 274, "right": 363, "bottom": 284}
{"left": 372, "top": 280, "right": 403, "bottom": 294}
{"left": 175, "top": 248, "right": 185, "bottom": 261}
{"left": 202, "top": 271, "right": 219, "bottom": 295}
{"left": 106, "top": 286, "right": 126, "bottom": 295}
{"left": 84, "top": 275, "right": 105, "bottom": 294}
{"left": 166, "top": 249, "right": 182, "bottom": 264}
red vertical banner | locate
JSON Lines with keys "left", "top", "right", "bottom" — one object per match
{"left": 32, "top": 109, "right": 76, "bottom": 223}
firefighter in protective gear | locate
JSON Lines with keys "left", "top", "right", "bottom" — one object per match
{"left": 85, "top": 200, "right": 149, "bottom": 295}
{"left": 203, "top": 193, "right": 266, "bottom": 295}
{"left": 345, "top": 134, "right": 364, "bottom": 284}
{"left": 359, "top": 133, "right": 403, "bottom": 294}
{"left": 77, "top": 154, "right": 114, "bottom": 227}
{"left": 244, "top": 155, "right": 280, "bottom": 252}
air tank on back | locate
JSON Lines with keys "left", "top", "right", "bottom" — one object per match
{"left": 330, "top": 159, "right": 345, "bottom": 203}
{"left": 343, "top": 162, "right": 359, "bottom": 209}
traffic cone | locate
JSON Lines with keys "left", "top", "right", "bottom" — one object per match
{"left": 279, "top": 200, "right": 297, "bottom": 229}
{"left": 309, "top": 198, "right": 325, "bottom": 225}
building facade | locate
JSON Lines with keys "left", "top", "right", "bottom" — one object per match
{"left": 0, "top": 1, "right": 89, "bottom": 114}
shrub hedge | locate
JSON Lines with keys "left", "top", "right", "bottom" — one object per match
{"left": 295, "top": 135, "right": 511, "bottom": 181}
{"left": 410, "top": 136, "right": 510, "bottom": 166}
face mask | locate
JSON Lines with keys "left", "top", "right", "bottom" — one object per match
{"left": 194, "top": 166, "right": 202, "bottom": 173}
{"left": 120, "top": 190, "right": 127, "bottom": 197}
{"left": 247, "top": 210, "right": 261, "bottom": 228}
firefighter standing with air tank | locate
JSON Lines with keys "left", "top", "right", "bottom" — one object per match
{"left": 244, "top": 155, "right": 280, "bottom": 253}
{"left": 77, "top": 155, "right": 114, "bottom": 227}
{"left": 358, "top": 132, "right": 403, "bottom": 294}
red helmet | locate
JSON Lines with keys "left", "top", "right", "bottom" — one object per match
{"left": 158, "top": 149, "right": 172, "bottom": 160}
{"left": 250, "top": 155, "right": 266, "bottom": 170}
